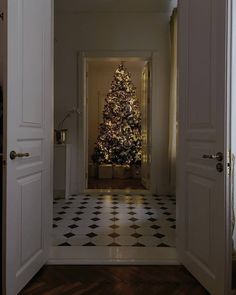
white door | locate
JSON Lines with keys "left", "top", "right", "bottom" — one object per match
{"left": 5, "top": 0, "right": 53, "bottom": 294}
{"left": 177, "top": 0, "right": 231, "bottom": 294}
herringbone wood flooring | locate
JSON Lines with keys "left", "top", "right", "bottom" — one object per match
{"left": 20, "top": 265, "right": 209, "bottom": 295}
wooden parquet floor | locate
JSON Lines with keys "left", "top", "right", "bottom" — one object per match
{"left": 20, "top": 265, "right": 209, "bottom": 295}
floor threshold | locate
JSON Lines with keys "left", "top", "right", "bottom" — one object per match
{"left": 48, "top": 246, "right": 179, "bottom": 265}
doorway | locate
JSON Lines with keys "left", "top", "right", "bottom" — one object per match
{"left": 52, "top": 7, "right": 178, "bottom": 257}
{"left": 85, "top": 57, "right": 151, "bottom": 191}
{"left": 3, "top": 0, "right": 234, "bottom": 294}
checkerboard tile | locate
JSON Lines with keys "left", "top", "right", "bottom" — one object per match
{"left": 53, "top": 194, "right": 176, "bottom": 247}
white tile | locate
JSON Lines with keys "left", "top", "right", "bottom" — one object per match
{"left": 138, "top": 236, "right": 160, "bottom": 247}
{"left": 91, "top": 235, "right": 113, "bottom": 246}
{"left": 67, "top": 236, "right": 90, "bottom": 246}
{"left": 116, "top": 227, "right": 135, "bottom": 236}
{"left": 136, "top": 226, "right": 156, "bottom": 236}
{"left": 116, "top": 235, "right": 137, "bottom": 246}
{"left": 53, "top": 236, "right": 67, "bottom": 246}
{"left": 71, "top": 226, "right": 91, "bottom": 235}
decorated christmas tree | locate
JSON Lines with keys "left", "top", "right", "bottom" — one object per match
{"left": 92, "top": 63, "right": 142, "bottom": 167}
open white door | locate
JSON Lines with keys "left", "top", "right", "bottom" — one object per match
{"left": 177, "top": 0, "right": 231, "bottom": 294}
{"left": 5, "top": 0, "right": 53, "bottom": 294}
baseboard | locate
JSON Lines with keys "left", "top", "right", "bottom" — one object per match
{"left": 48, "top": 246, "right": 179, "bottom": 265}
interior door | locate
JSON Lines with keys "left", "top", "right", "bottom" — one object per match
{"left": 177, "top": 0, "right": 231, "bottom": 294}
{"left": 5, "top": 0, "right": 53, "bottom": 294}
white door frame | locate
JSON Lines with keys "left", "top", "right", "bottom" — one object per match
{"left": 77, "top": 50, "right": 161, "bottom": 194}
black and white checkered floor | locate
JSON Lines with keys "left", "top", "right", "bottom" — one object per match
{"left": 53, "top": 194, "right": 176, "bottom": 247}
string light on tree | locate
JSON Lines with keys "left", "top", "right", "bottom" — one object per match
{"left": 92, "top": 63, "right": 142, "bottom": 167}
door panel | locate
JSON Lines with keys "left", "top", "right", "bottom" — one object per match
{"left": 177, "top": 0, "right": 230, "bottom": 294}
{"left": 6, "top": 0, "right": 53, "bottom": 294}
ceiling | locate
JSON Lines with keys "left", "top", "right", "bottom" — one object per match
{"left": 55, "top": 0, "right": 175, "bottom": 13}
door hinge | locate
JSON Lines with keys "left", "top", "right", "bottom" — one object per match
{"left": 0, "top": 12, "right": 4, "bottom": 21}
{"left": 227, "top": 151, "right": 233, "bottom": 176}
{"left": 0, "top": 154, "right": 6, "bottom": 167}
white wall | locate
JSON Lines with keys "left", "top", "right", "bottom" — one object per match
{"left": 54, "top": 11, "right": 171, "bottom": 194}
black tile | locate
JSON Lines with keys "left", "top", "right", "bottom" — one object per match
{"left": 108, "top": 242, "right": 121, "bottom": 246}
{"left": 91, "top": 217, "right": 100, "bottom": 222}
{"left": 150, "top": 225, "right": 160, "bottom": 230}
{"left": 68, "top": 224, "right": 78, "bottom": 229}
{"left": 95, "top": 206, "right": 102, "bottom": 209}
{"left": 110, "top": 217, "right": 119, "bottom": 222}
{"left": 62, "top": 206, "right": 70, "bottom": 209}
{"left": 153, "top": 233, "right": 165, "bottom": 239}
{"left": 157, "top": 243, "right": 170, "bottom": 247}
{"left": 75, "top": 211, "right": 84, "bottom": 215}
{"left": 129, "top": 217, "right": 138, "bottom": 222}
{"left": 53, "top": 224, "right": 58, "bottom": 228}
{"left": 131, "top": 233, "right": 142, "bottom": 238}
{"left": 108, "top": 232, "right": 120, "bottom": 238}
{"left": 148, "top": 218, "right": 157, "bottom": 222}
{"left": 163, "top": 212, "right": 171, "bottom": 216}
{"left": 72, "top": 217, "right": 81, "bottom": 222}
{"left": 128, "top": 212, "right": 136, "bottom": 215}
{"left": 93, "top": 211, "right": 102, "bottom": 215}
{"left": 86, "top": 232, "right": 97, "bottom": 238}
{"left": 64, "top": 233, "right": 75, "bottom": 238}
{"left": 89, "top": 224, "right": 99, "bottom": 229}
{"left": 83, "top": 242, "right": 96, "bottom": 246}
{"left": 58, "top": 211, "right": 66, "bottom": 215}
{"left": 132, "top": 242, "right": 145, "bottom": 247}
{"left": 167, "top": 218, "right": 176, "bottom": 222}
{"left": 78, "top": 206, "right": 86, "bottom": 210}
{"left": 53, "top": 217, "right": 62, "bottom": 221}
{"left": 145, "top": 212, "right": 154, "bottom": 216}
{"left": 58, "top": 242, "right": 71, "bottom": 246}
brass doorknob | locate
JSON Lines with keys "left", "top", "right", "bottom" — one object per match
{"left": 202, "top": 152, "right": 223, "bottom": 162}
{"left": 10, "top": 151, "right": 30, "bottom": 160}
